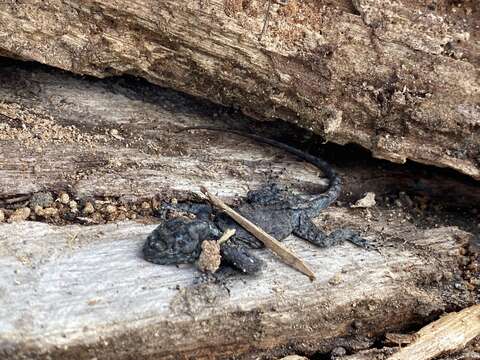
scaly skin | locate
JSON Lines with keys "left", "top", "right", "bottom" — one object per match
{"left": 143, "top": 127, "right": 368, "bottom": 275}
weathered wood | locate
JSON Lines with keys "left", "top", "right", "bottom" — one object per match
{"left": 1, "top": 63, "right": 479, "bottom": 207}
{"left": 0, "top": 61, "right": 478, "bottom": 359}
{"left": 0, "top": 64, "right": 327, "bottom": 201}
{"left": 337, "top": 337, "right": 480, "bottom": 360}
{"left": 0, "top": 212, "right": 473, "bottom": 360}
{"left": 0, "top": 0, "right": 478, "bottom": 179}
{"left": 387, "top": 304, "right": 480, "bottom": 360}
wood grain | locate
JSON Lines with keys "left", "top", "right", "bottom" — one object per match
{"left": 0, "top": 0, "right": 478, "bottom": 179}
{"left": 0, "top": 215, "right": 472, "bottom": 359}
{"left": 387, "top": 305, "right": 480, "bottom": 360}
{"left": 0, "top": 62, "right": 477, "bottom": 359}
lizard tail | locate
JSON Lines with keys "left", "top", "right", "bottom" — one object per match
{"left": 178, "top": 126, "right": 341, "bottom": 216}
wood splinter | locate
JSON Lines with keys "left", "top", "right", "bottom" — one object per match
{"left": 200, "top": 185, "right": 316, "bottom": 280}
{"left": 386, "top": 304, "right": 480, "bottom": 360}
{"left": 218, "top": 228, "right": 236, "bottom": 245}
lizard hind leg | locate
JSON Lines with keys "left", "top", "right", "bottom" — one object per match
{"left": 294, "top": 213, "right": 370, "bottom": 249}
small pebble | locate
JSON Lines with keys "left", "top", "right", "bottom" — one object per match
{"left": 331, "top": 346, "right": 347, "bottom": 357}
{"left": 328, "top": 273, "right": 343, "bottom": 285}
{"left": 83, "top": 202, "right": 95, "bottom": 215}
{"left": 58, "top": 192, "right": 70, "bottom": 205}
{"left": 141, "top": 201, "right": 151, "bottom": 210}
{"left": 33, "top": 205, "right": 44, "bottom": 216}
{"left": 351, "top": 192, "right": 376, "bottom": 208}
{"left": 0, "top": 209, "right": 5, "bottom": 222}
{"left": 30, "top": 192, "right": 54, "bottom": 208}
{"left": 8, "top": 207, "right": 31, "bottom": 222}
{"left": 42, "top": 207, "right": 58, "bottom": 217}
{"left": 69, "top": 200, "right": 78, "bottom": 209}
{"left": 110, "top": 128, "right": 124, "bottom": 140}
{"left": 34, "top": 206, "right": 58, "bottom": 217}
{"left": 105, "top": 205, "right": 117, "bottom": 214}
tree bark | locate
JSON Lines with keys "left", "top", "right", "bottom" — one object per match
{"left": 0, "top": 0, "right": 478, "bottom": 180}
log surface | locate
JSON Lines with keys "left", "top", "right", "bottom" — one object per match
{"left": 0, "top": 0, "right": 478, "bottom": 179}
{"left": 0, "top": 218, "right": 473, "bottom": 359}
{"left": 0, "top": 62, "right": 477, "bottom": 359}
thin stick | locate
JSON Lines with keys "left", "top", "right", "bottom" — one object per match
{"left": 218, "top": 228, "right": 236, "bottom": 245}
{"left": 200, "top": 186, "right": 316, "bottom": 280}
{"left": 386, "top": 304, "right": 480, "bottom": 360}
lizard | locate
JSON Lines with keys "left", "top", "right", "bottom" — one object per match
{"left": 143, "top": 127, "right": 369, "bottom": 275}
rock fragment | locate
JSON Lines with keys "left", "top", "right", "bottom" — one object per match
{"left": 30, "top": 192, "right": 54, "bottom": 208}
{"left": 83, "top": 202, "right": 95, "bottom": 215}
{"left": 58, "top": 192, "right": 70, "bottom": 205}
{"left": 351, "top": 192, "right": 376, "bottom": 208}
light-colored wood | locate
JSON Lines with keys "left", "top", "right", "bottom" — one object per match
{"left": 0, "top": 0, "right": 478, "bottom": 180}
{"left": 0, "top": 209, "right": 472, "bottom": 359}
{"left": 1, "top": 64, "right": 479, "bottom": 207}
{"left": 386, "top": 305, "right": 480, "bottom": 360}
{"left": 201, "top": 185, "right": 316, "bottom": 280}
{"left": 0, "top": 61, "right": 477, "bottom": 359}
{"left": 0, "top": 64, "right": 327, "bottom": 201}
{"left": 217, "top": 228, "right": 236, "bottom": 245}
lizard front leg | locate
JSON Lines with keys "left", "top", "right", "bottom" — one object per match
{"left": 293, "top": 212, "right": 370, "bottom": 248}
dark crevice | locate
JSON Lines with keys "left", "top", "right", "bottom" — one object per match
{"left": 0, "top": 57, "right": 479, "bottom": 235}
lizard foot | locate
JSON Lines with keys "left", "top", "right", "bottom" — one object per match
{"left": 328, "top": 229, "right": 372, "bottom": 249}
{"left": 221, "top": 243, "right": 265, "bottom": 274}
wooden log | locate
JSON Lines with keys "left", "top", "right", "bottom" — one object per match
{"left": 387, "top": 305, "right": 480, "bottom": 360}
{"left": 0, "top": 60, "right": 477, "bottom": 359}
{"left": 0, "top": 0, "right": 478, "bottom": 180}
{"left": 0, "top": 214, "right": 473, "bottom": 359}
{"left": 0, "top": 63, "right": 328, "bottom": 201}
{"left": 0, "top": 63, "right": 478, "bottom": 207}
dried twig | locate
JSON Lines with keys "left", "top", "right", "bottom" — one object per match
{"left": 218, "top": 228, "right": 236, "bottom": 245}
{"left": 386, "top": 304, "right": 480, "bottom": 360}
{"left": 200, "top": 185, "right": 316, "bottom": 280}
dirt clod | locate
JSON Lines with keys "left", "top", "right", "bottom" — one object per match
{"left": 196, "top": 240, "right": 221, "bottom": 273}
{"left": 83, "top": 202, "right": 95, "bottom": 215}
{"left": 8, "top": 207, "right": 31, "bottom": 222}
{"left": 58, "top": 192, "right": 70, "bottom": 205}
